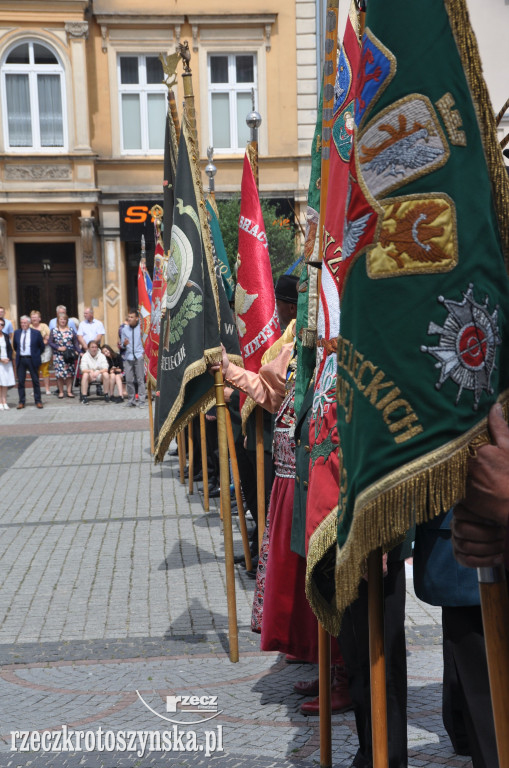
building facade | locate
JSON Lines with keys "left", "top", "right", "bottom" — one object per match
{"left": 0, "top": 1, "right": 507, "bottom": 342}
{"left": 0, "top": 0, "right": 321, "bottom": 342}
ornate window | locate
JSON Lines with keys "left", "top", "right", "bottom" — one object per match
{"left": 118, "top": 54, "right": 166, "bottom": 154}
{"left": 1, "top": 40, "right": 66, "bottom": 150}
{"left": 208, "top": 53, "right": 257, "bottom": 153}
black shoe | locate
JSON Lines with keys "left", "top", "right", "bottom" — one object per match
{"left": 104, "top": 394, "right": 110, "bottom": 403}
{"left": 81, "top": 396, "right": 89, "bottom": 405}
{"left": 233, "top": 554, "right": 246, "bottom": 565}
{"left": 193, "top": 470, "right": 203, "bottom": 482}
{"left": 209, "top": 487, "right": 220, "bottom": 498}
{"left": 96, "top": 384, "right": 103, "bottom": 396}
{"left": 115, "top": 396, "right": 123, "bottom": 403}
{"left": 245, "top": 568, "right": 257, "bottom": 579}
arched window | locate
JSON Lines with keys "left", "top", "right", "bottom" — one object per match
{"left": 2, "top": 40, "right": 66, "bottom": 150}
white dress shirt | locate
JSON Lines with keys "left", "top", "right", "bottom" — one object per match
{"left": 20, "top": 328, "right": 31, "bottom": 356}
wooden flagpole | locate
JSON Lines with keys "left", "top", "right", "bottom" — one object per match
{"left": 200, "top": 412, "right": 209, "bottom": 511}
{"left": 355, "top": 3, "right": 390, "bottom": 761}
{"left": 318, "top": 624, "right": 332, "bottom": 767}
{"left": 214, "top": 370, "right": 239, "bottom": 662}
{"left": 177, "top": 41, "right": 239, "bottom": 662}
{"left": 347, "top": 3, "right": 390, "bottom": 763}
{"left": 368, "top": 549, "right": 389, "bottom": 768}
{"left": 147, "top": 380, "right": 155, "bottom": 455}
{"left": 188, "top": 419, "right": 194, "bottom": 494}
{"left": 226, "top": 408, "right": 253, "bottom": 572}
{"left": 178, "top": 430, "right": 186, "bottom": 484}
{"left": 478, "top": 567, "right": 509, "bottom": 767}
{"left": 314, "top": 1, "right": 340, "bottom": 763}
{"left": 255, "top": 407, "right": 265, "bottom": 552}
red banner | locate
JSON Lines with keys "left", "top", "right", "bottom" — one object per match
{"left": 306, "top": 16, "right": 361, "bottom": 553}
{"left": 144, "top": 238, "right": 166, "bottom": 385}
{"left": 137, "top": 257, "right": 152, "bottom": 349}
{"left": 235, "top": 153, "right": 281, "bottom": 411}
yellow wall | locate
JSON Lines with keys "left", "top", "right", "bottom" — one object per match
{"left": 0, "top": 0, "right": 311, "bottom": 331}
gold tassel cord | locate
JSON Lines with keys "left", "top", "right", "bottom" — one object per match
{"left": 445, "top": 0, "right": 509, "bottom": 265}
{"left": 306, "top": 509, "right": 342, "bottom": 636}
{"left": 182, "top": 112, "right": 222, "bottom": 330}
{"left": 496, "top": 97, "right": 509, "bottom": 127}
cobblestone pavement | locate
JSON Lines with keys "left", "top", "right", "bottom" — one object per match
{"left": 0, "top": 392, "right": 473, "bottom": 767}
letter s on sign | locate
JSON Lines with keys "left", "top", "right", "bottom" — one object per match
{"left": 125, "top": 206, "right": 149, "bottom": 224}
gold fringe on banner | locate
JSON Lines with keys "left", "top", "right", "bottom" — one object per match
{"left": 306, "top": 508, "right": 342, "bottom": 636}
{"left": 240, "top": 396, "right": 256, "bottom": 431}
{"left": 154, "top": 351, "right": 221, "bottom": 462}
{"left": 329, "top": 391, "right": 509, "bottom": 623}
{"left": 445, "top": 0, "right": 509, "bottom": 264}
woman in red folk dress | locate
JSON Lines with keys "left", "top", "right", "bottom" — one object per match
{"left": 216, "top": 319, "right": 319, "bottom": 663}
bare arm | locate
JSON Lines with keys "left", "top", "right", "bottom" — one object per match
{"left": 211, "top": 343, "right": 293, "bottom": 414}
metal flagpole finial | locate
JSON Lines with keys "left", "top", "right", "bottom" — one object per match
{"left": 141, "top": 234, "right": 146, "bottom": 258}
{"left": 205, "top": 147, "right": 217, "bottom": 194}
{"left": 246, "top": 92, "right": 262, "bottom": 144}
{"left": 160, "top": 52, "right": 179, "bottom": 90}
{"left": 177, "top": 41, "right": 191, "bottom": 74}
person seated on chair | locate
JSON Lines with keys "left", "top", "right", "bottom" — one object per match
{"left": 101, "top": 344, "right": 124, "bottom": 403}
{"left": 79, "top": 340, "right": 109, "bottom": 405}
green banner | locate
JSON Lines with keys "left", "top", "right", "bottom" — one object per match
{"left": 335, "top": 0, "right": 509, "bottom": 616}
{"left": 207, "top": 198, "right": 235, "bottom": 303}
{"left": 295, "top": 85, "right": 323, "bottom": 414}
{"left": 154, "top": 115, "right": 222, "bottom": 461}
{"left": 154, "top": 103, "right": 178, "bottom": 444}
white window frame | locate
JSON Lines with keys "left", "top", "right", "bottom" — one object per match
{"left": 207, "top": 52, "right": 258, "bottom": 155}
{"left": 1, "top": 39, "right": 68, "bottom": 153}
{"left": 117, "top": 54, "right": 167, "bottom": 156}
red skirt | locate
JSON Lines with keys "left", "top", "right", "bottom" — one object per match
{"left": 252, "top": 475, "right": 319, "bottom": 663}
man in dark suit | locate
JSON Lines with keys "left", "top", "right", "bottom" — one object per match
{"left": 13, "top": 315, "right": 45, "bottom": 409}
